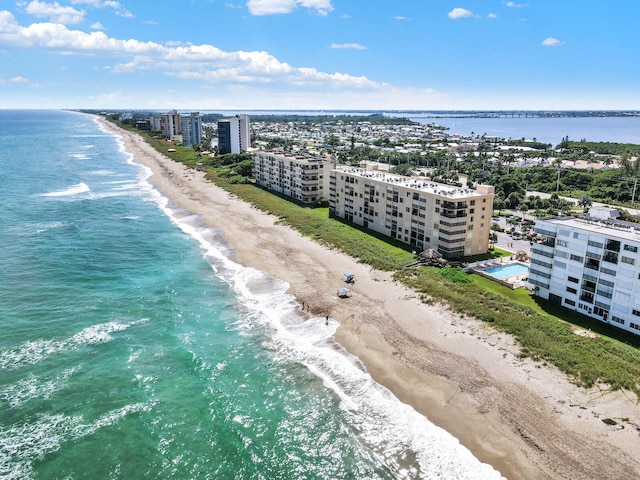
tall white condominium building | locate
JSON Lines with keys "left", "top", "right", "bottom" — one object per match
{"left": 528, "top": 207, "right": 640, "bottom": 336}
{"left": 180, "top": 112, "right": 203, "bottom": 147}
{"left": 253, "top": 151, "right": 333, "bottom": 204}
{"left": 218, "top": 114, "right": 250, "bottom": 154}
{"left": 330, "top": 166, "right": 494, "bottom": 259}
{"left": 160, "top": 110, "right": 181, "bottom": 140}
{"left": 149, "top": 115, "right": 162, "bottom": 131}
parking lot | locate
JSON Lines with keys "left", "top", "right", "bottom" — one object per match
{"left": 492, "top": 215, "right": 536, "bottom": 254}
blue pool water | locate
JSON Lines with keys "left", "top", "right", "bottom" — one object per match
{"left": 484, "top": 263, "right": 529, "bottom": 279}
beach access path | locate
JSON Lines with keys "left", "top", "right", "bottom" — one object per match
{"left": 98, "top": 117, "right": 640, "bottom": 480}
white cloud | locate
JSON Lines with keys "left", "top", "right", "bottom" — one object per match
{"left": 247, "top": 0, "right": 334, "bottom": 16}
{"left": 90, "top": 21, "right": 104, "bottom": 30}
{"left": 448, "top": 8, "right": 473, "bottom": 20}
{"left": 71, "top": 0, "right": 133, "bottom": 18}
{"left": 487, "top": 13, "right": 497, "bottom": 19}
{"left": 505, "top": 2, "right": 525, "bottom": 7}
{"left": 0, "top": 76, "right": 31, "bottom": 85}
{"left": 0, "top": 11, "right": 378, "bottom": 91}
{"left": 394, "top": 16, "right": 409, "bottom": 21}
{"left": 331, "top": 43, "right": 366, "bottom": 50}
{"left": 541, "top": 37, "right": 563, "bottom": 47}
{"left": 25, "top": 1, "right": 85, "bottom": 25}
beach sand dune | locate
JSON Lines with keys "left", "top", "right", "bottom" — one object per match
{"left": 99, "top": 118, "right": 640, "bottom": 480}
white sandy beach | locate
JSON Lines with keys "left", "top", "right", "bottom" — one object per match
{"left": 100, "top": 117, "right": 640, "bottom": 480}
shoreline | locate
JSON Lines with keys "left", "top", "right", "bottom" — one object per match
{"left": 98, "top": 117, "right": 640, "bottom": 480}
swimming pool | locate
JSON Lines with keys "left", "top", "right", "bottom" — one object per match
{"left": 484, "top": 263, "right": 529, "bottom": 279}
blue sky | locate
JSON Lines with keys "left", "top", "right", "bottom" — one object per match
{"left": 1, "top": 1, "right": 639, "bottom": 110}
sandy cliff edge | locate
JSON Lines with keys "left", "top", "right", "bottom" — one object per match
{"left": 98, "top": 117, "right": 640, "bottom": 480}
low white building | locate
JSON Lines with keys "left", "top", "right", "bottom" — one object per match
{"left": 528, "top": 207, "right": 640, "bottom": 336}
{"left": 253, "top": 151, "right": 333, "bottom": 204}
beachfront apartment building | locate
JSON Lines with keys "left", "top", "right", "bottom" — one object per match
{"left": 329, "top": 166, "right": 495, "bottom": 259}
{"left": 527, "top": 207, "right": 640, "bottom": 336}
{"left": 253, "top": 151, "right": 333, "bottom": 204}
{"left": 160, "top": 110, "right": 181, "bottom": 140}
{"left": 218, "top": 114, "right": 250, "bottom": 154}
{"left": 180, "top": 112, "right": 203, "bottom": 147}
{"left": 149, "top": 115, "right": 161, "bottom": 132}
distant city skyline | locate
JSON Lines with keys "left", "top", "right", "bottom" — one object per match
{"left": 1, "top": 1, "right": 639, "bottom": 110}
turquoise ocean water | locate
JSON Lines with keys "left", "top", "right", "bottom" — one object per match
{"left": 0, "top": 110, "right": 501, "bottom": 479}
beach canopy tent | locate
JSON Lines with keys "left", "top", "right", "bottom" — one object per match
{"left": 336, "top": 287, "right": 351, "bottom": 298}
{"left": 343, "top": 273, "right": 355, "bottom": 283}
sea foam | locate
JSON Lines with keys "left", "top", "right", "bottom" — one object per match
{"left": 40, "top": 182, "right": 89, "bottom": 197}
{"left": 0, "top": 320, "right": 148, "bottom": 371}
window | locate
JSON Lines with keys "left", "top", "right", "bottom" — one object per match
{"left": 594, "top": 306, "right": 609, "bottom": 318}
{"left": 564, "top": 298, "right": 576, "bottom": 306}
{"left": 570, "top": 254, "right": 583, "bottom": 262}
{"left": 624, "top": 244, "right": 638, "bottom": 253}
{"left": 611, "top": 316, "right": 625, "bottom": 325}
{"left": 470, "top": 200, "right": 476, "bottom": 205}
{"left": 633, "top": 309, "right": 640, "bottom": 317}
{"left": 621, "top": 256, "right": 635, "bottom": 265}
{"left": 568, "top": 276, "right": 579, "bottom": 283}
{"left": 630, "top": 322, "right": 640, "bottom": 331}
{"left": 566, "top": 287, "right": 577, "bottom": 294}
{"left": 557, "top": 239, "right": 569, "bottom": 247}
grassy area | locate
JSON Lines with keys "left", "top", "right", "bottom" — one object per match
{"left": 115, "top": 120, "right": 640, "bottom": 397}
{"left": 396, "top": 267, "right": 640, "bottom": 395}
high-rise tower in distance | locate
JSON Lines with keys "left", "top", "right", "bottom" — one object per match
{"left": 218, "top": 114, "right": 250, "bottom": 154}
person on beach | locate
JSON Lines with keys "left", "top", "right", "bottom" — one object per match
{"left": 325, "top": 315, "right": 329, "bottom": 326}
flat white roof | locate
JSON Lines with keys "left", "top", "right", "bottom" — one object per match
{"left": 335, "top": 166, "right": 490, "bottom": 199}
{"left": 539, "top": 216, "right": 640, "bottom": 242}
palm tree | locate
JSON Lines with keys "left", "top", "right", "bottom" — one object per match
{"left": 620, "top": 155, "right": 640, "bottom": 206}
{"left": 553, "top": 158, "right": 563, "bottom": 193}
{"left": 578, "top": 195, "right": 593, "bottom": 212}
{"left": 488, "top": 232, "right": 498, "bottom": 250}
{"left": 518, "top": 202, "right": 529, "bottom": 221}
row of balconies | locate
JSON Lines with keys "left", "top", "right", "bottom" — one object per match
{"left": 442, "top": 201, "right": 468, "bottom": 210}
{"left": 441, "top": 210, "right": 467, "bottom": 219}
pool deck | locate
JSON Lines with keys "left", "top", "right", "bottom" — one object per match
{"left": 466, "top": 259, "right": 530, "bottom": 289}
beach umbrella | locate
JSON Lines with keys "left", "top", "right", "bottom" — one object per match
{"left": 337, "top": 287, "right": 351, "bottom": 298}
